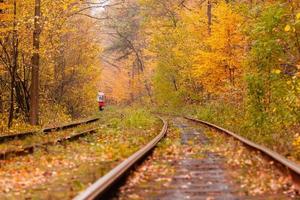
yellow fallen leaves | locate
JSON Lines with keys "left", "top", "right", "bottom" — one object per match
{"left": 284, "top": 25, "right": 291, "bottom": 32}
{"left": 203, "top": 128, "right": 295, "bottom": 198}
{"left": 292, "top": 136, "right": 300, "bottom": 159}
{"left": 272, "top": 69, "right": 281, "bottom": 74}
{"left": 117, "top": 125, "right": 182, "bottom": 200}
{"left": 0, "top": 108, "right": 161, "bottom": 199}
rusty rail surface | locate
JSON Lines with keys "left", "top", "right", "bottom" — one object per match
{"left": 0, "top": 128, "right": 99, "bottom": 159}
{"left": 73, "top": 117, "right": 168, "bottom": 200}
{"left": 185, "top": 116, "right": 300, "bottom": 187}
{"left": 0, "top": 117, "right": 100, "bottom": 143}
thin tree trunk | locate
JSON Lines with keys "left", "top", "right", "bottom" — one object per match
{"left": 289, "top": 0, "right": 300, "bottom": 54}
{"left": 0, "top": 93, "right": 2, "bottom": 114}
{"left": 144, "top": 81, "right": 153, "bottom": 103}
{"left": 207, "top": 0, "right": 212, "bottom": 35}
{"left": 0, "top": 0, "right": 3, "bottom": 14}
{"left": 8, "top": 0, "right": 18, "bottom": 127}
{"left": 8, "top": 80, "right": 14, "bottom": 127}
{"left": 172, "top": 76, "right": 178, "bottom": 91}
{"left": 29, "top": 0, "right": 41, "bottom": 125}
{"left": 0, "top": 77, "right": 3, "bottom": 114}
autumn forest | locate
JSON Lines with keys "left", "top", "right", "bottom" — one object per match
{"left": 0, "top": 0, "right": 300, "bottom": 199}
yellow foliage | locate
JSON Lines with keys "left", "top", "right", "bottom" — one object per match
{"left": 293, "top": 136, "right": 300, "bottom": 156}
{"left": 0, "top": 0, "right": 102, "bottom": 127}
{"left": 193, "top": 1, "right": 245, "bottom": 93}
{"left": 284, "top": 24, "right": 291, "bottom": 32}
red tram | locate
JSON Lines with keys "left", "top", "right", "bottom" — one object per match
{"left": 97, "top": 92, "right": 105, "bottom": 111}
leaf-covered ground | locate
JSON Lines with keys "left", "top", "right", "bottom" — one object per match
{"left": 0, "top": 107, "right": 161, "bottom": 199}
{"left": 114, "top": 123, "right": 182, "bottom": 199}
{"left": 198, "top": 126, "right": 298, "bottom": 198}
{"left": 113, "top": 118, "right": 299, "bottom": 200}
{"left": 0, "top": 121, "right": 98, "bottom": 155}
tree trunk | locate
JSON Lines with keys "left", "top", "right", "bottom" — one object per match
{"left": 289, "top": 0, "right": 300, "bottom": 54}
{"left": 172, "top": 76, "right": 178, "bottom": 91}
{"left": 0, "top": 0, "right": 3, "bottom": 14}
{"left": 0, "top": 77, "right": 3, "bottom": 114}
{"left": 207, "top": 0, "right": 212, "bottom": 35}
{"left": 144, "top": 81, "right": 153, "bottom": 103}
{"left": 29, "top": 0, "right": 41, "bottom": 125}
{"left": 0, "top": 93, "right": 3, "bottom": 114}
{"left": 8, "top": 0, "right": 18, "bottom": 128}
{"left": 8, "top": 78, "right": 14, "bottom": 127}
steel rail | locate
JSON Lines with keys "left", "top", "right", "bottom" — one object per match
{"left": 0, "top": 128, "right": 99, "bottom": 159}
{"left": 0, "top": 117, "right": 100, "bottom": 143}
{"left": 185, "top": 116, "right": 300, "bottom": 187}
{"left": 73, "top": 117, "right": 168, "bottom": 200}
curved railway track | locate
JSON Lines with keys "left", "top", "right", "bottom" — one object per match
{"left": 185, "top": 116, "right": 300, "bottom": 188}
{"left": 73, "top": 117, "right": 168, "bottom": 200}
{"left": 72, "top": 116, "right": 300, "bottom": 200}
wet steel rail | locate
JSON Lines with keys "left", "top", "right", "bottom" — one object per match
{"left": 73, "top": 117, "right": 168, "bottom": 200}
{"left": 185, "top": 116, "right": 300, "bottom": 188}
{"left": 0, "top": 117, "right": 100, "bottom": 143}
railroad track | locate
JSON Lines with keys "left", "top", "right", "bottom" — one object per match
{"left": 0, "top": 128, "right": 99, "bottom": 159}
{"left": 73, "top": 117, "right": 168, "bottom": 200}
{"left": 184, "top": 116, "right": 300, "bottom": 189}
{"left": 0, "top": 117, "right": 100, "bottom": 159}
{"left": 0, "top": 117, "right": 100, "bottom": 143}
{"left": 73, "top": 116, "right": 300, "bottom": 200}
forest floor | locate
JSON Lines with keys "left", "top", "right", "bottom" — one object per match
{"left": 0, "top": 107, "right": 161, "bottom": 199}
{"left": 0, "top": 106, "right": 300, "bottom": 199}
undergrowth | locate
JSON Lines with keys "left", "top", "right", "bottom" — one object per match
{"left": 108, "top": 106, "right": 158, "bottom": 130}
